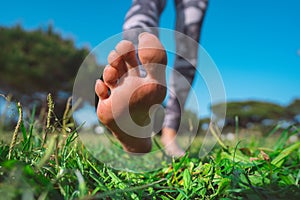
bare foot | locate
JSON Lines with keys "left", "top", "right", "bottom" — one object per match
{"left": 161, "top": 127, "right": 185, "bottom": 157}
{"left": 95, "top": 33, "right": 167, "bottom": 153}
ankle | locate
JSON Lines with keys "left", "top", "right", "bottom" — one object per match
{"left": 161, "top": 127, "right": 177, "bottom": 144}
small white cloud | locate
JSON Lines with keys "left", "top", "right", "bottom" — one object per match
{"left": 297, "top": 49, "right": 300, "bottom": 56}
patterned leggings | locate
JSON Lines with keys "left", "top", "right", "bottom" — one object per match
{"left": 123, "top": 0, "right": 208, "bottom": 131}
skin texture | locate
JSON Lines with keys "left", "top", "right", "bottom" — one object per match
{"left": 95, "top": 32, "right": 184, "bottom": 156}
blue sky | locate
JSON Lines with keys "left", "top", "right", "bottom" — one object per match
{"left": 1, "top": 0, "right": 300, "bottom": 117}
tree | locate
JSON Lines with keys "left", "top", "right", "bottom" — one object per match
{"left": 285, "top": 99, "right": 300, "bottom": 123}
{"left": 0, "top": 25, "right": 97, "bottom": 118}
{"left": 211, "top": 101, "right": 285, "bottom": 128}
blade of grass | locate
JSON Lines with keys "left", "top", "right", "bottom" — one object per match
{"left": 36, "top": 134, "right": 57, "bottom": 170}
{"left": 271, "top": 141, "right": 300, "bottom": 167}
{"left": 183, "top": 168, "right": 191, "bottom": 194}
{"left": 75, "top": 169, "right": 87, "bottom": 198}
{"left": 273, "top": 126, "right": 291, "bottom": 151}
{"left": 209, "top": 122, "right": 228, "bottom": 152}
{"left": 42, "top": 94, "right": 54, "bottom": 146}
{"left": 235, "top": 115, "right": 239, "bottom": 141}
{"left": 62, "top": 96, "right": 72, "bottom": 134}
{"left": 296, "top": 169, "right": 300, "bottom": 186}
{"left": 21, "top": 105, "right": 36, "bottom": 151}
{"left": 8, "top": 102, "right": 22, "bottom": 159}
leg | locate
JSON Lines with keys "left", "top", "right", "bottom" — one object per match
{"left": 95, "top": 0, "right": 167, "bottom": 154}
{"left": 123, "top": 0, "right": 166, "bottom": 76}
{"left": 162, "top": 0, "right": 208, "bottom": 156}
{"left": 95, "top": 33, "right": 167, "bottom": 153}
{"left": 94, "top": 0, "right": 166, "bottom": 107}
{"left": 123, "top": 0, "right": 166, "bottom": 43}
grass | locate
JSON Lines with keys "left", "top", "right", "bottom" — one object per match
{"left": 0, "top": 95, "right": 300, "bottom": 199}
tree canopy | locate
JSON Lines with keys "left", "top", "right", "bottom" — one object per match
{"left": 210, "top": 100, "right": 300, "bottom": 132}
{"left": 0, "top": 24, "right": 93, "bottom": 116}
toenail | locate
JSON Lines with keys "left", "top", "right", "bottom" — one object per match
{"left": 138, "top": 32, "right": 148, "bottom": 40}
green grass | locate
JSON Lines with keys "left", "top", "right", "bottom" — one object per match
{"left": 0, "top": 97, "right": 300, "bottom": 199}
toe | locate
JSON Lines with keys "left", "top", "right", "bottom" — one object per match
{"left": 137, "top": 33, "right": 167, "bottom": 79}
{"left": 115, "top": 40, "right": 139, "bottom": 76}
{"left": 108, "top": 50, "right": 127, "bottom": 78}
{"left": 137, "top": 32, "right": 167, "bottom": 65}
{"left": 95, "top": 79, "right": 109, "bottom": 100}
{"left": 103, "top": 65, "right": 118, "bottom": 88}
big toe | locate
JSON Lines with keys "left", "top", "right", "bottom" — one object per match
{"left": 137, "top": 33, "right": 167, "bottom": 80}
{"left": 138, "top": 33, "right": 167, "bottom": 65}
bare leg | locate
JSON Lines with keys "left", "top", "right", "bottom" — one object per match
{"left": 95, "top": 33, "right": 167, "bottom": 153}
{"left": 162, "top": 0, "right": 208, "bottom": 157}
